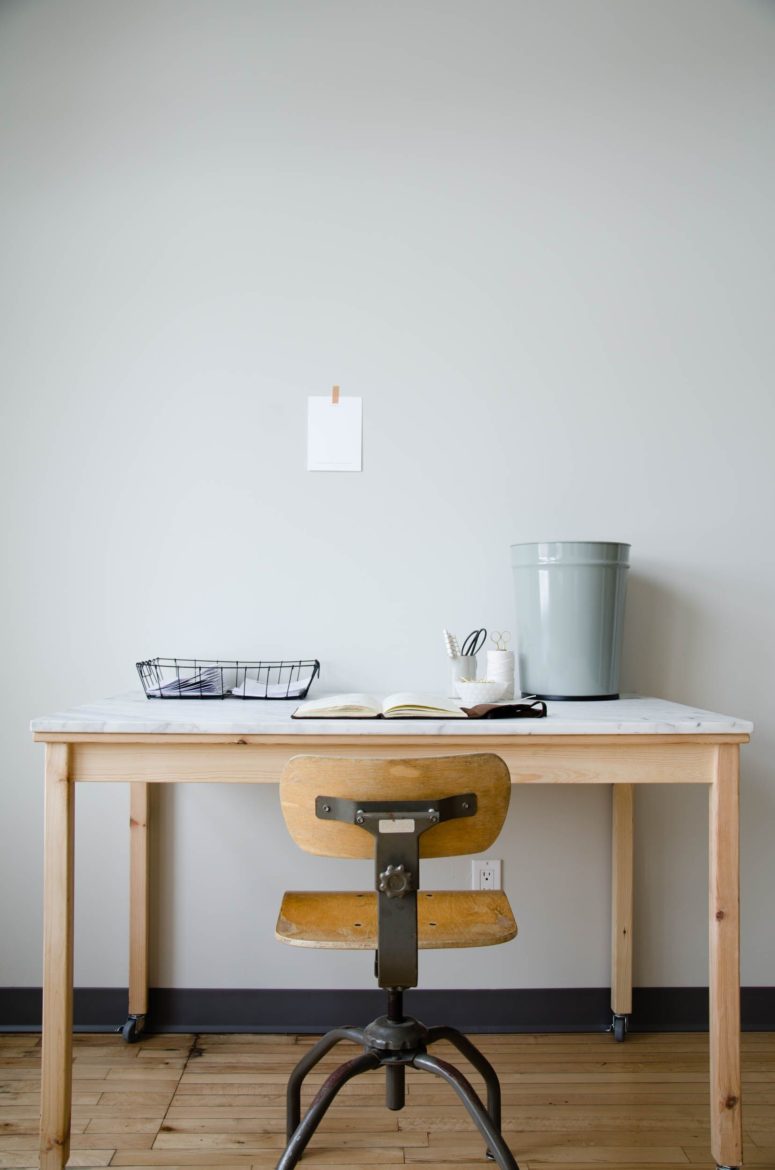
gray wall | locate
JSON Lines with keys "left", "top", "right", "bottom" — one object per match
{"left": 1, "top": 0, "right": 773, "bottom": 993}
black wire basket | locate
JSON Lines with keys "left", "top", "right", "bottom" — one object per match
{"left": 137, "top": 657, "right": 320, "bottom": 700}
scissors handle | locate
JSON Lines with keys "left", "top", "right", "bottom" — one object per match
{"left": 461, "top": 627, "right": 487, "bottom": 657}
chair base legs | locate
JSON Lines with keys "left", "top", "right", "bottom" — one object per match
{"left": 277, "top": 1049, "right": 381, "bottom": 1170}
{"left": 276, "top": 1014, "right": 520, "bottom": 1170}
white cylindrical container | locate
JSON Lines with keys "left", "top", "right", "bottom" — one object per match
{"left": 450, "top": 654, "right": 476, "bottom": 696}
{"left": 486, "top": 650, "right": 515, "bottom": 700}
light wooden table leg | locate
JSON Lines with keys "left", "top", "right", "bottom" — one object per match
{"left": 709, "top": 745, "right": 743, "bottom": 1169}
{"left": 40, "top": 744, "right": 74, "bottom": 1170}
{"left": 125, "top": 782, "right": 150, "bottom": 1041}
{"left": 611, "top": 782, "right": 634, "bottom": 1039}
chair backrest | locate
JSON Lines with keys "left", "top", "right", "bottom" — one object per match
{"left": 280, "top": 753, "right": 511, "bottom": 859}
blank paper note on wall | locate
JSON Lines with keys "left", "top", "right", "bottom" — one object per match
{"left": 307, "top": 396, "right": 362, "bottom": 471}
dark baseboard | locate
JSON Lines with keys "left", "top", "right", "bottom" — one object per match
{"left": 1, "top": 986, "right": 773, "bottom": 1033}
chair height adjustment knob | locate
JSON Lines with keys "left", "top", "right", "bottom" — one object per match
{"left": 377, "top": 864, "right": 413, "bottom": 898}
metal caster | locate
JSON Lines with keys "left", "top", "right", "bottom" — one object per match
{"left": 117, "top": 1013, "right": 146, "bottom": 1043}
{"left": 611, "top": 1012, "right": 628, "bottom": 1042}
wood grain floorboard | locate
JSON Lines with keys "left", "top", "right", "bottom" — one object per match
{"left": 1, "top": 1031, "right": 773, "bottom": 1169}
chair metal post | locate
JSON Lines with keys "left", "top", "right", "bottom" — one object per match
{"left": 385, "top": 1062, "right": 405, "bottom": 1110}
{"left": 387, "top": 988, "right": 404, "bottom": 1021}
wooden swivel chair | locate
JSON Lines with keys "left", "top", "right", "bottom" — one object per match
{"left": 275, "top": 753, "right": 520, "bottom": 1170}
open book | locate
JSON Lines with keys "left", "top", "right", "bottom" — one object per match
{"left": 292, "top": 692, "right": 467, "bottom": 719}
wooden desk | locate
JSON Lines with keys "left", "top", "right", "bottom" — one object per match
{"left": 32, "top": 693, "right": 752, "bottom": 1170}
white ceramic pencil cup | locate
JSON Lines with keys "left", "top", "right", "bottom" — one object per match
{"left": 450, "top": 654, "right": 477, "bottom": 695}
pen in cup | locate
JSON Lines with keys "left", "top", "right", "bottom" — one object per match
{"left": 443, "top": 629, "right": 460, "bottom": 659}
{"left": 444, "top": 628, "right": 485, "bottom": 695}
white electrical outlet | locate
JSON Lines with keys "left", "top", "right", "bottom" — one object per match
{"left": 472, "top": 859, "right": 502, "bottom": 890}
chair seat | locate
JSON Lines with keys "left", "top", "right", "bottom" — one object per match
{"left": 276, "top": 890, "right": 517, "bottom": 950}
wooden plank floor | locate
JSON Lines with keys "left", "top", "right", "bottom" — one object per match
{"left": 1, "top": 1031, "right": 774, "bottom": 1169}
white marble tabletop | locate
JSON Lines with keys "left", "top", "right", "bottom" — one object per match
{"left": 30, "top": 691, "right": 753, "bottom": 737}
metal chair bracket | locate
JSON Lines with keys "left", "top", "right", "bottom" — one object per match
{"left": 315, "top": 792, "right": 477, "bottom": 990}
{"left": 315, "top": 793, "right": 477, "bottom": 833}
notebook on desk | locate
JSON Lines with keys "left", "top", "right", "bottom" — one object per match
{"left": 291, "top": 693, "right": 547, "bottom": 720}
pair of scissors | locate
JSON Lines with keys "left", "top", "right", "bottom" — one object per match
{"left": 490, "top": 630, "right": 511, "bottom": 651}
{"left": 460, "top": 628, "right": 486, "bottom": 657}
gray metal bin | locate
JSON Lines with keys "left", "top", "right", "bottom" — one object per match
{"left": 510, "top": 541, "right": 630, "bottom": 700}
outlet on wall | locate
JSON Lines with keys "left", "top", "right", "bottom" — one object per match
{"left": 471, "top": 859, "right": 502, "bottom": 890}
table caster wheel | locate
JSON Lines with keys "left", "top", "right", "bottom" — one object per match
{"left": 612, "top": 1013, "right": 628, "bottom": 1042}
{"left": 117, "top": 1014, "right": 146, "bottom": 1043}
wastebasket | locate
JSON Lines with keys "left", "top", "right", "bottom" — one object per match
{"left": 510, "top": 541, "right": 630, "bottom": 700}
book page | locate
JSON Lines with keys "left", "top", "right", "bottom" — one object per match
{"left": 295, "top": 692, "right": 381, "bottom": 717}
{"left": 382, "top": 693, "right": 466, "bottom": 718}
